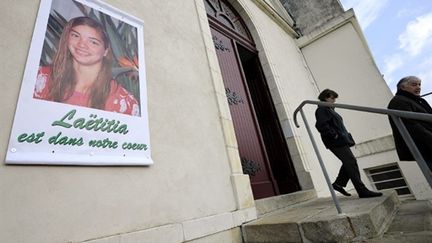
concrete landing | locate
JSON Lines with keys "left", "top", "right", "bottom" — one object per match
{"left": 242, "top": 191, "right": 400, "bottom": 243}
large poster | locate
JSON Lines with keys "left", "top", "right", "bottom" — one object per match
{"left": 6, "top": 0, "right": 152, "bottom": 165}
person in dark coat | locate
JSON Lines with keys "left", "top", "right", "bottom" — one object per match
{"left": 387, "top": 76, "right": 432, "bottom": 170}
{"left": 315, "top": 89, "right": 382, "bottom": 198}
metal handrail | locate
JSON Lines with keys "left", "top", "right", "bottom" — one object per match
{"left": 422, "top": 91, "right": 432, "bottom": 98}
{"left": 294, "top": 100, "right": 432, "bottom": 126}
{"left": 293, "top": 100, "right": 432, "bottom": 215}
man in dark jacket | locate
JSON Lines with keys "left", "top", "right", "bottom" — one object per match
{"left": 315, "top": 89, "right": 382, "bottom": 198}
{"left": 387, "top": 76, "right": 432, "bottom": 170}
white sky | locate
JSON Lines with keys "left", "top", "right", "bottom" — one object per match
{"left": 340, "top": 0, "right": 432, "bottom": 104}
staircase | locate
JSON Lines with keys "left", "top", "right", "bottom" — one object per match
{"left": 242, "top": 190, "right": 402, "bottom": 242}
{"left": 367, "top": 199, "right": 432, "bottom": 242}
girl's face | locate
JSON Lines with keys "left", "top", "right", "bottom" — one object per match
{"left": 68, "top": 25, "right": 108, "bottom": 66}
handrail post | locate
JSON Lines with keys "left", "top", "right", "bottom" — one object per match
{"left": 390, "top": 115, "right": 432, "bottom": 187}
{"left": 299, "top": 109, "right": 343, "bottom": 214}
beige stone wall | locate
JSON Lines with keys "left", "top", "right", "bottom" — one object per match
{"left": 0, "top": 0, "right": 257, "bottom": 242}
{"left": 0, "top": 0, "right": 399, "bottom": 241}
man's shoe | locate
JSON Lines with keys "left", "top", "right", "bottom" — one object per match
{"left": 358, "top": 190, "right": 383, "bottom": 198}
{"left": 332, "top": 183, "right": 351, "bottom": 196}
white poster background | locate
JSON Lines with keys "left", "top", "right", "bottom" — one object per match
{"left": 6, "top": 0, "right": 152, "bottom": 165}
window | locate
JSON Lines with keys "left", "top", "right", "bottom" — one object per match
{"left": 366, "top": 163, "right": 412, "bottom": 199}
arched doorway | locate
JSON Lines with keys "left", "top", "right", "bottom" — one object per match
{"left": 205, "top": 0, "right": 301, "bottom": 199}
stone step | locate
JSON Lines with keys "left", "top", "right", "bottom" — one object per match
{"left": 254, "top": 189, "right": 317, "bottom": 217}
{"left": 367, "top": 232, "right": 432, "bottom": 243}
{"left": 366, "top": 199, "right": 432, "bottom": 243}
{"left": 242, "top": 191, "right": 400, "bottom": 242}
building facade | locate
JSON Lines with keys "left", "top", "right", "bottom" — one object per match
{"left": 1, "top": 0, "right": 430, "bottom": 242}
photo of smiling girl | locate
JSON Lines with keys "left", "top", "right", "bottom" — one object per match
{"left": 34, "top": 16, "right": 140, "bottom": 116}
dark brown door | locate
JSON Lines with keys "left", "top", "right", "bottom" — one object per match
{"left": 237, "top": 45, "right": 301, "bottom": 194}
{"left": 206, "top": 0, "right": 300, "bottom": 199}
{"left": 211, "top": 28, "right": 278, "bottom": 198}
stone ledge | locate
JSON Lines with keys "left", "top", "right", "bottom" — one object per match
{"left": 182, "top": 212, "right": 235, "bottom": 241}
{"left": 353, "top": 135, "right": 395, "bottom": 158}
{"left": 120, "top": 224, "right": 184, "bottom": 243}
{"left": 255, "top": 189, "right": 317, "bottom": 216}
{"left": 84, "top": 224, "right": 183, "bottom": 243}
{"left": 81, "top": 207, "right": 257, "bottom": 243}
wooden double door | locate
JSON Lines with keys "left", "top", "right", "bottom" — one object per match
{"left": 210, "top": 26, "right": 300, "bottom": 199}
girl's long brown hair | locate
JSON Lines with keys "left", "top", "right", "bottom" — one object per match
{"left": 48, "top": 16, "right": 114, "bottom": 110}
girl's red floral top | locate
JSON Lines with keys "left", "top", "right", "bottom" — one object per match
{"left": 34, "top": 66, "right": 140, "bottom": 116}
